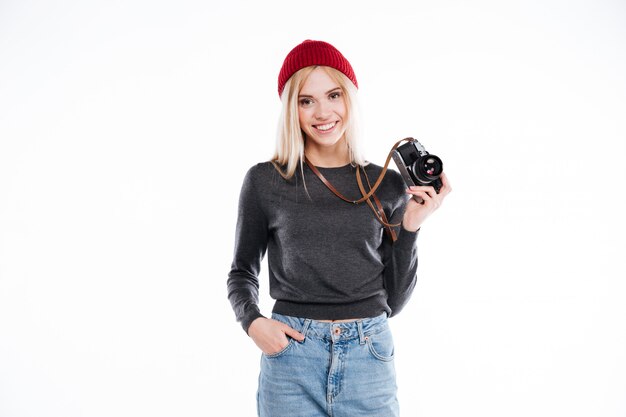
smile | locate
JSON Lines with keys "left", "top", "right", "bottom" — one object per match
{"left": 314, "top": 121, "right": 338, "bottom": 132}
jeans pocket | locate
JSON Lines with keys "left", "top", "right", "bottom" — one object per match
{"left": 263, "top": 339, "right": 294, "bottom": 358}
{"left": 366, "top": 327, "right": 395, "bottom": 362}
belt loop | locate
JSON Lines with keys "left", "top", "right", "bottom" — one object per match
{"left": 300, "top": 318, "right": 312, "bottom": 341}
{"left": 357, "top": 320, "right": 366, "bottom": 345}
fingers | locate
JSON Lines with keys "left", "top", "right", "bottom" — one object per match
{"left": 439, "top": 172, "right": 452, "bottom": 195}
{"left": 406, "top": 190, "right": 431, "bottom": 205}
{"left": 406, "top": 185, "right": 436, "bottom": 197}
{"left": 282, "top": 324, "right": 305, "bottom": 341}
{"left": 406, "top": 173, "right": 453, "bottom": 201}
{"left": 406, "top": 186, "right": 435, "bottom": 204}
{"left": 249, "top": 319, "right": 306, "bottom": 355}
{"left": 402, "top": 174, "right": 451, "bottom": 230}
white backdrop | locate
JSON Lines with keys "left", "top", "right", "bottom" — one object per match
{"left": 1, "top": 1, "right": 625, "bottom": 416}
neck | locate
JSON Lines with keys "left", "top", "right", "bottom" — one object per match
{"left": 304, "top": 139, "right": 350, "bottom": 168}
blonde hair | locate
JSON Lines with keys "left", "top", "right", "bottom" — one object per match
{"left": 271, "top": 66, "right": 366, "bottom": 179}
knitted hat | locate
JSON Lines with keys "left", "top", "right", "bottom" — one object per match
{"left": 277, "top": 40, "right": 358, "bottom": 97}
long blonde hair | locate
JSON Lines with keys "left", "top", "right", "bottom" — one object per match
{"left": 271, "top": 66, "right": 366, "bottom": 179}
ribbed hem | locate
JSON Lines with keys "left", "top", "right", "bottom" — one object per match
{"left": 272, "top": 295, "right": 390, "bottom": 321}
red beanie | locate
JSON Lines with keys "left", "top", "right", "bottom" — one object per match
{"left": 277, "top": 40, "right": 358, "bottom": 97}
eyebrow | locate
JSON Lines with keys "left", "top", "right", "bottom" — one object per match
{"left": 298, "top": 87, "right": 342, "bottom": 98}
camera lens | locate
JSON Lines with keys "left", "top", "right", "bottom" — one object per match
{"left": 411, "top": 154, "right": 443, "bottom": 182}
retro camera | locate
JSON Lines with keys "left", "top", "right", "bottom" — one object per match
{"left": 392, "top": 138, "right": 443, "bottom": 202}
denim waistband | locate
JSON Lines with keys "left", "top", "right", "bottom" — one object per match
{"left": 271, "top": 312, "right": 389, "bottom": 344}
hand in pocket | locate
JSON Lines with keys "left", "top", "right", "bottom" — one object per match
{"left": 248, "top": 317, "right": 305, "bottom": 355}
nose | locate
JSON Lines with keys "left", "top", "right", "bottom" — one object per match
{"left": 314, "top": 100, "right": 331, "bottom": 120}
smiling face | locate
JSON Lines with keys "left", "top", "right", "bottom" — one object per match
{"left": 297, "top": 67, "right": 348, "bottom": 155}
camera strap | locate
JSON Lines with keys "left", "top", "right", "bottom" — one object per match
{"left": 304, "top": 137, "right": 416, "bottom": 243}
{"left": 358, "top": 167, "right": 398, "bottom": 242}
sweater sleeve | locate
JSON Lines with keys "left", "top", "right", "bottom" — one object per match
{"left": 381, "top": 198, "right": 419, "bottom": 317}
{"left": 227, "top": 165, "right": 269, "bottom": 334}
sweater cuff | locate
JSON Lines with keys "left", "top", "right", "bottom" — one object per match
{"left": 242, "top": 307, "right": 265, "bottom": 335}
{"left": 396, "top": 225, "right": 419, "bottom": 249}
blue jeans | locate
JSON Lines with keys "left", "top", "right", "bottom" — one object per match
{"left": 257, "top": 312, "right": 399, "bottom": 417}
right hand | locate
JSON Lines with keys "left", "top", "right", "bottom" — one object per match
{"left": 248, "top": 317, "right": 305, "bottom": 355}
{"left": 402, "top": 172, "right": 452, "bottom": 232}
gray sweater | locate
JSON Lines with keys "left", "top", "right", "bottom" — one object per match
{"left": 227, "top": 161, "right": 419, "bottom": 333}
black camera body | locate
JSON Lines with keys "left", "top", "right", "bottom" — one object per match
{"left": 392, "top": 138, "right": 443, "bottom": 201}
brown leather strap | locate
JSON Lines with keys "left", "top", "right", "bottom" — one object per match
{"left": 360, "top": 168, "right": 399, "bottom": 242}
{"left": 356, "top": 167, "right": 399, "bottom": 242}
{"left": 373, "top": 194, "right": 397, "bottom": 242}
{"left": 304, "top": 137, "right": 414, "bottom": 204}
{"left": 304, "top": 137, "right": 415, "bottom": 242}
{"left": 357, "top": 137, "right": 415, "bottom": 201}
{"left": 304, "top": 157, "right": 358, "bottom": 204}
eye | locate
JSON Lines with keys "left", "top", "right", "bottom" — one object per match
{"left": 329, "top": 91, "right": 342, "bottom": 100}
{"left": 299, "top": 98, "right": 314, "bottom": 107}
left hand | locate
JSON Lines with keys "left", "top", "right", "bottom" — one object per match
{"left": 402, "top": 172, "right": 452, "bottom": 232}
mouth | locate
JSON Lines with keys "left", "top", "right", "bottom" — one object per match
{"left": 313, "top": 121, "right": 338, "bottom": 132}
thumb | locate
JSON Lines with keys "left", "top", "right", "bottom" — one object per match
{"left": 283, "top": 325, "right": 305, "bottom": 341}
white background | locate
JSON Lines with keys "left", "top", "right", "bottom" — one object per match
{"left": 1, "top": 0, "right": 625, "bottom": 416}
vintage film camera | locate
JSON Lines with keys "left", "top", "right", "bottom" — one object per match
{"left": 392, "top": 138, "right": 444, "bottom": 203}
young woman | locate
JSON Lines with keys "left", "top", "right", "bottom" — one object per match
{"left": 227, "top": 40, "right": 451, "bottom": 417}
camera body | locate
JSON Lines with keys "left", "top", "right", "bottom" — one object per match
{"left": 392, "top": 138, "right": 443, "bottom": 201}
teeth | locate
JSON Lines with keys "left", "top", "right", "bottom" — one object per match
{"left": 315, "top": 122, "right": 336, "bottom": 131}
